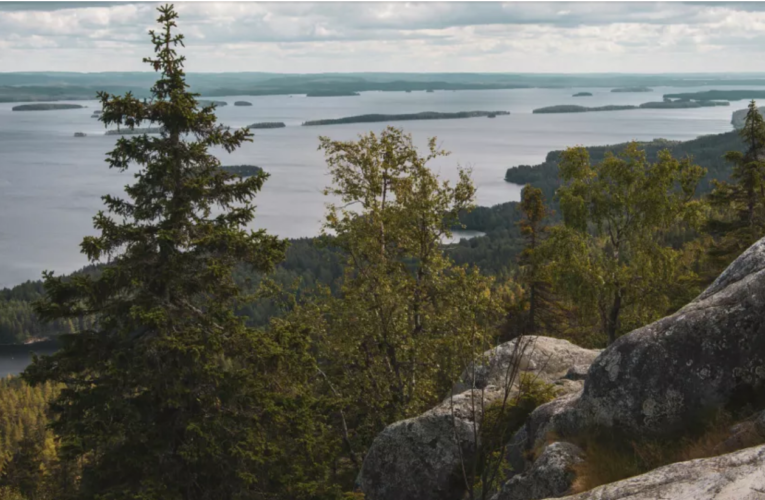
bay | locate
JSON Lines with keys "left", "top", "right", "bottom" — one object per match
{"left": 0, "top": 85, "right": 755, "bottom": 288}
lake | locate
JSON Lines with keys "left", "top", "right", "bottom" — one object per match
{"left": 0, "top": 340, "right": 60, "bottom": 379}
{"left": 0, "top": 85, "right": 755, "bottom": 289}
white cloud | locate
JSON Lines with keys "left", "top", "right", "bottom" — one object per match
{"left": 0, "top": 2, "right": 764, "bottom": 72}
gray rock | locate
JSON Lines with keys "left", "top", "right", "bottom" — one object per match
{"left": 453, "top": 336, "right": 600, "bottom": 396}
{"left": 528, "top": 237, "right": 765, "bottom": 445}
{"left": 550, "top": 443, "right": 765, "bottom": 500}
{"left": 359, "top": 336, "right": 599, "bottom": 500}
{"left": 564, "top": 365, "right": 590, "bottom": 381}
{"left": 493, "top": 442, "right": 583, "bottom": 500}
{"left": 358, "top": 389, "right": 499, "bottom": 500}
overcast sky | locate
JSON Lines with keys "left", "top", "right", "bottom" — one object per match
{"left": 1, "top": 1, "right": 764, "bottom": 73}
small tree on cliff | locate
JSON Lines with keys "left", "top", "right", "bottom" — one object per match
{"left": 23, "top": 6, "right": 332, "bottom": 499}
{"left": 707, "top": 100, "right": 765, "bottom": 267}
{"left": 545, "top": 143, "right": 705, "bottom": 344}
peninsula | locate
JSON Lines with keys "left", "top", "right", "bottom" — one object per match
{"left": 12, "top": 103, "right": 84, "bottom": 111}
{"left": 302, "top": 111, "right": 510, "bottom": 126}
{"left": 662, "top": 90, "right": 765, "bottom": 101}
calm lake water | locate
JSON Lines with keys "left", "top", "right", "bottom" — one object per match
{"left": 0, "top": 340, "right": 60, "bottom": 379}
{"left": 0, "top": 86, "right": 755, "bottom": 289}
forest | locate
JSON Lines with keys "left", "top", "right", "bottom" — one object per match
{"left": 2, "top": 6, "right": 765, "bottom": 500}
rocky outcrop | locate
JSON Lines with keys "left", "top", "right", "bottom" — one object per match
{"left": 358, "top": 337, "right": 600, "bottom": 500}
{"left": 525, "top": 237, "right": 765, "bottom": 448}
{"left": 732, "top": 108, "right": 747, "bottom": 129}
{"left": 550, "top": 443, "right": 765, "bottom": 500}
{"left": 492, "top": 442, "right": 583, "bottom": 500}
{"left": 357, "top": 390, "right": 490, "bottom": 500}
{"left": 453, "top": 336, "right": 600, "bottom": 398}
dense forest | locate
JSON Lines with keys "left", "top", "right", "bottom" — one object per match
{"left": 2, "top": 6, "right": 765, "bottom": 500}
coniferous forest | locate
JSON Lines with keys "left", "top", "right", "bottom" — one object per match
{"left": 1, "top": 6, "right": 765, "bottom": 500}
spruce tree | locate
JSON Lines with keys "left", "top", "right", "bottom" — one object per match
{"left": 707, "top": 100, "right": 765, "bottom": 265}
{"left": 18, "top": 6, "right": 332, "bottom": 499}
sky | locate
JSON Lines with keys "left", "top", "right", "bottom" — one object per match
{"left": 1, "top": 1, "right": 765, "bottom": 74}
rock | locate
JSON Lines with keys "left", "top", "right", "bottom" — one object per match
{"left": 526, "top": 237, "right": 765, "bottom": 446}
{"left": 564, "top": 365, "right": 590, "bottom": 381}
{"left": 492, "top": 442, "right": 583, "bottom": 500}
{"left": 756, "top": 409, "right": 765, "bottom": 436}
{"left": 73, "top": 132, "right": 86, "bottom": 137}
{"left": 550, "top": 443, "right": 765, "bottom": 500}
{"left": 358, "top": 389, "right": 499, "bottom": 500}
{"left": 453, "top": 336, "right": 600, "bottom": 397}
{"left": 359, "top": 337, "right": 599, "bottom": 500}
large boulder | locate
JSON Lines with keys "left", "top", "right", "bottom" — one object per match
{"left": 359, "top": 337, "right": 600, "bottom": 500}
{"left": 492, "top": 442, "right": 583, "bottom": 500}
{"left": 526, "top": 237, "right": 765, "bottom": 446}
{"left": 357, "top": 389, "right": 497, "bottom": 500}
{"left": 453, "top": 336, "right": 601, "bottom": 397}
{"left": 550, "top": 443, "right": 765, "bottom": 500}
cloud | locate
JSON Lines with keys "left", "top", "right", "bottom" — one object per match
{"left": 0, "top": 2, "right": 764, "bottom": 73}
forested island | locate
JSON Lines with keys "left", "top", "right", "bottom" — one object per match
{"left": 572, "top": 92, "right": 593, "bottom": 96}
{"left": 105, "top": 127, "right": 164, "bottom": 136}
{"left": 639, "top": 100, "right": 729, "bottom": 108}
{"left": 11, "top": 103, "right": 84, "bottom": 111}
{"left": 220, "top": 165, "right": 262, "bottom": 177}
{"left": 663, "top": 90, "right": 765, "bottom": 101}
{"left": 611, "top": 86, "right": 653, "bottom": 92}
{"left": 533, "top": 104, "right": 636, "bottom": 113}
{"left": 302, "top": 110, "right": 510, "bottom": 126}
{"left": 306, "top": 91, "right": 360, "bottom": 97}
{"left": 247, "top": 122, "right": 286, "bottom": 129}
{"left": 534, "top": 100, "right": 729, "bottom": 114}
{"left": 233, "top": 101, "right": 252, "bottom": 106}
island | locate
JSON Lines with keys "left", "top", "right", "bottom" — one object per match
{"left": 532, "top": 105, "right": 636, "bottom": 114}
{"left": 12, "top": 103, "right": 84, "bottom": 111}
{"left": 247, "top": 122, "right": 286, "bottom": 129}
{"left": 198, "top": 100, "right": 227, "bottom": 107}
{"left": 662, "top": 90, "right": 765, "bottom": 102}
{"left": 302, "top": 111, "right": 510, "bottom": 126}
{"left": 572, "top": 92, "right": 593, "bottom": 97}
{"left": 306, "top": 91, "right": 360, "bottom": 97}
{"left": 234, "top": 101, "right": 252, "bottom": 106}
{"left": 74, "top": 132, "right": 87, "bottom": 138}
{"left": 426, "top": 89, "right": 435, "bottom": 93}
{"left": 611, "top": 87, "right": 653, "bottom": 93}
{"left": 220, "top": 165, "right": 263, "bottom": 177}
{"left": 638, "top": 100, "right": 729, "bottom": 109}
{"left": 105, "top": 127, "right": 164, "bottom": 136}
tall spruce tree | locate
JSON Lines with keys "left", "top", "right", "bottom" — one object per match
{"left": 18, "top": 6, "right": 339, "bottom": 500}
{"left": 513, "top": 185, "right": 563, "bottom": 337}
{"left": 707, "top": 100, "right": 765, "bottom": 265}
